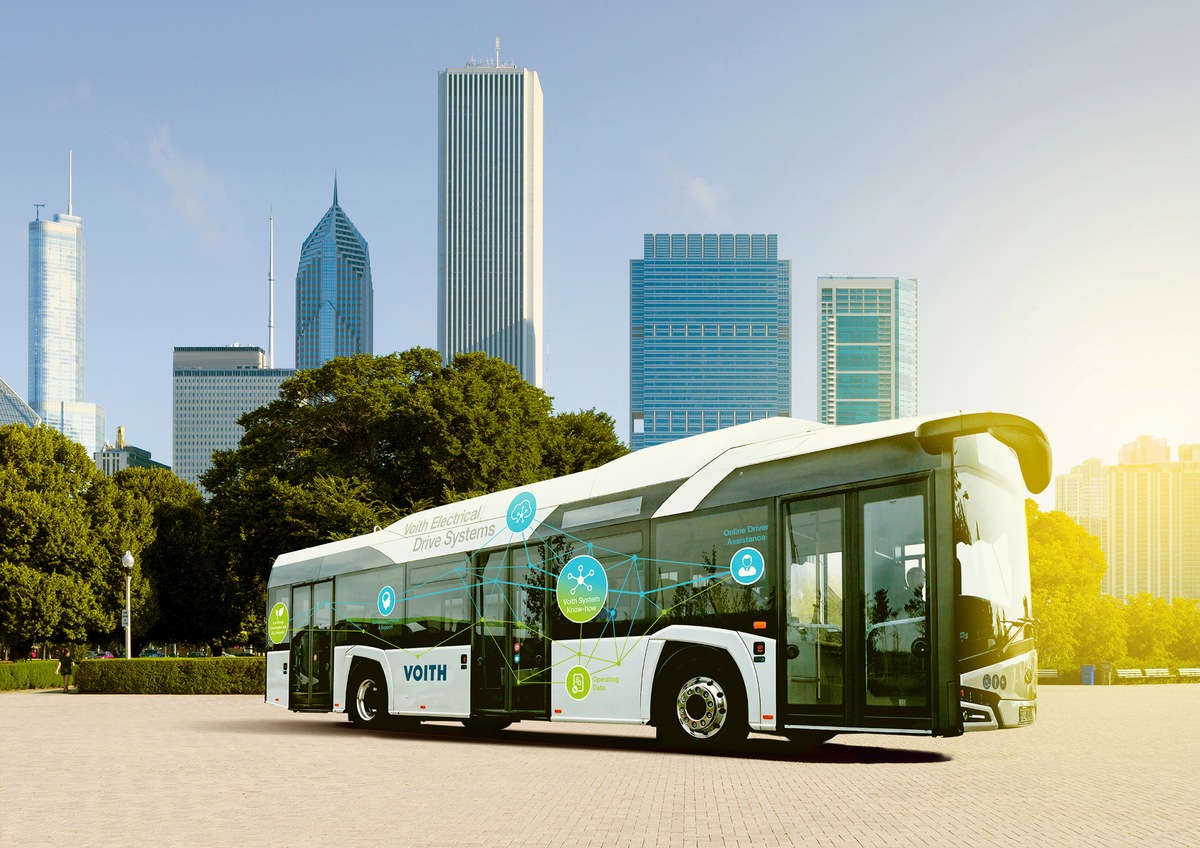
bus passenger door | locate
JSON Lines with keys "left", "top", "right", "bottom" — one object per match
{"left": 473, "top": 550, "right": 548, "bottom": 717}
{"left": 289, "top": 580, "right": 333, "bottom": 711}
{"left": 783, "top": 496, "right": 848, "bottom": 725}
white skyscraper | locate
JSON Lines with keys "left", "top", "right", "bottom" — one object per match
{"left": 437, "top": 52, "right": 543, "bottom": 387}
{"left": 172, "top": 346, "right": 294, "bottom": 492}
{"left": 28, "top": 153, "right": 105, "bottom": 455}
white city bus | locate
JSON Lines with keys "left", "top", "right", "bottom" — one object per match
{"left": 265, "top": 412, "right": 1050, "bottom": 750}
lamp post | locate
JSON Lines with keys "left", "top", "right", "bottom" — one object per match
{"left": 121, "top": 550, "right": 134, "bottom": 659}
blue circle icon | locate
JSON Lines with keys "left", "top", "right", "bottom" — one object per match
{"left": 507, "top": 492, "right": 537, "bottom": 534}
{"left": 730, "top": 546, "right": 765, "bottom": 585}
{"left": 377, "top": 586, "right": 396, "bottom": 617}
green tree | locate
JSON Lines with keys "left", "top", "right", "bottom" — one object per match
{"left": 542, "top": 409, "right": 628, "bottom": 478}
{"left": 0, "top": 425, "right": 141, "bottom": 653}
{"left": 1124, "top": 593, "right": 1179, "bottom": 664}
{"left": 1074, "top": 594, "right": 1127, "bottom": 665}
{"left": 1026, "top": 501, "right": 1107, "bottom": 598}
{"left": 1026, "top": 500, "right": 1113, "bottom": 668}
{"left": 1168, "top": 599, "right": 1200, "bottom": 665}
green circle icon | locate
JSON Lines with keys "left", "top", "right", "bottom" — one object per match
{"left": 268, "top": 602, "right": 289, "bottom": 644}
{"left": 566, "top": 665, "right": 591, "bottom": 700}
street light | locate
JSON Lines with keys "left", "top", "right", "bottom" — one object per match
{"left": 121, "top": 550, "right": 134, "bottom": 659}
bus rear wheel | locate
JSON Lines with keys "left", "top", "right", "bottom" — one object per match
{"left": 655, "top": 657, "right": 748, "bottom": 751}
{"left": 347, "top": 663, "right": 389, "bottom": 728}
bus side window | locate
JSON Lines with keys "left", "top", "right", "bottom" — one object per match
{"left": 652, "top": 505, "right": 773, "bottom": 631}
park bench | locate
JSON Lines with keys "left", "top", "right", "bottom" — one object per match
{"left": 1145, "top": 668, "right": 1172, "bottom": 680}
{"left": 1178, "top": 668, "right": 1200, "bottom": 678}
{"left": 1116, "top": 668, "right": 1144, "bottom": 681}
{"left": 1037, "top": 668, "right": 1058, "bottom": 680}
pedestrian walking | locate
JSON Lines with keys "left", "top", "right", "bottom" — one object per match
{"left": 56, "top": 649, "right": 74, "bottom": 693}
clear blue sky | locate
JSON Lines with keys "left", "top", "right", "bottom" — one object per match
{"left": 3, "top": 1, "right": 1198, "bottom": 505}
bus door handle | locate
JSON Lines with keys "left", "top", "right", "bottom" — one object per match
{"left": 283, "top": 662, "right": 288, "bottom": 673}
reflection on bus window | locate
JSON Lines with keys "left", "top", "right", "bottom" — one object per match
{"left": 863, "top": 493, "right": 928, "bottom": 708}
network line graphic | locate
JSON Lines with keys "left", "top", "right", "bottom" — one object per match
{"left": 288, "top": 491, "right": 770, "bottom": 699}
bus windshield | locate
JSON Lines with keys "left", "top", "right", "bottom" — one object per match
{"left": 952, "top": 434, "right": 1034, "bottom": 670}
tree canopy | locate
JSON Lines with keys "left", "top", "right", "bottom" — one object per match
{"left": 201, "top": 349, "right": 628, "bottom": 641}
{"left": 0, "top": 425, "right": 146, "bottom": 653}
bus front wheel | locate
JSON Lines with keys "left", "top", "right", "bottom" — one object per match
{"left": 655, "top": 657, "right": 748, "bottom": 751}
{"left": 347, "top": 663, "right": 389, "bottom": 728}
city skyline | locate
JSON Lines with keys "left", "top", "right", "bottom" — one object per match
{"left": 3, "top": 3, "right": 1200, "bottom": 507}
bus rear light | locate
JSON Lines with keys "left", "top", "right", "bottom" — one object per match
{"left": 420, "top": 705, "right": 427, "bottom": 710}
{"left": 554, "top": 708, "right": 562, "bottom": 714}
{"left": 753, "top": 641, "right": 766, "bottom": 655}
{"left": 762, "top": 714, "right": 773, "bottom": 720}
{"left": 753, "top": 621, "right": 767, "bottom": 630}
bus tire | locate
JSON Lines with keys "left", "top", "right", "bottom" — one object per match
{"left": 347, "top": 662, "right": 389, "bottom": 728}
{"left": 655, "top": 655, "right": 748, "bottom": 751}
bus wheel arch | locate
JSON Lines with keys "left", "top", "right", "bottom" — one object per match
{"left": 347, "top": 659, "right": 389, "bottom": 728}
{"left": 652, "top": 646, "right": 749, "bottom": 750}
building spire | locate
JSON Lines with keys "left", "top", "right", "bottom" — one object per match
{"left": 333, "top": 171, "right": 338, "bottom": 208}
{"left": 268, "top": 209, "right": 275, "bottom": 368}
{"left": 68, "top": 149, "right": 73, "bottom": 216}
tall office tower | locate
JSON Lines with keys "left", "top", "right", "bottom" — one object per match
{"left": 1056, "top": 439, "right": 1200, "bottom": 601}
{"left": 1054, "top": 457, "right": 1107, "bottom": 542}
{"left": 817, "top": 277, "right": 917, "bottom": 426}
{"left": 630, "top": 234, "right": 791, "bottom": 450}
{"left": 27, "top": 153, "right": 105, "bottom": 455}
{"left": 172, "top": 346, "right": 294, "bottom": 492}
{"left": 437, "top": 55, "right": 543, "bottom": 386}
{"left": 294, "top": 179, "right": 373, "bottom": 370}
{"left": 0, "top": 376, "right": 40, "bottom": 428}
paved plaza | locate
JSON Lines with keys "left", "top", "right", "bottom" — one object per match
{"left": 1, "top": 685, "right": 1196, "bottom": 847}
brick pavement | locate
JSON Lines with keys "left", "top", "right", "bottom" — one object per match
{"left": 1, "top": 686, "right": 1197, "bottom": 847}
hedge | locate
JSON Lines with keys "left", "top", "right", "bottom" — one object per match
{"left": 0, "top": 660, "right": 62, "bottom": 691}
{"left": 75, "top": 657, "right": 266, "bottom": 694}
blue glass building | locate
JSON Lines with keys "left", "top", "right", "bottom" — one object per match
{"left": 630, "top": 234, "right": 791, "bottom": 450}
{"left": 817, "top": 277, "right": 918, "bottom": 425}
{"left": 295, "top": 179, "right": 373, "bottom": 371}
{"left": 28, "top": 154, "right": 105, "bottom": 455}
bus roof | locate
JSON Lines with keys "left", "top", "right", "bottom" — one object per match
{"left": 268, "top": 411, "right": 1050, "bottom": 587}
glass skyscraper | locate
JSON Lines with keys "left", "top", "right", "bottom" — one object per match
{"left": 294, "top": 179, "right": 373, "bottom": 371}
{"left": 27, "top": 155, "right": 105, "bottom": 455}
{"left": 437, "top": 59, "right": 543, "bottom": 387}
{"left": 817, "top": 277, "right": 917, "bottom": 426}
{"left": 172, "top": 346, "right": 294, "bottom": 493}
{"left": 630, "top": 234, "right": 791, "bottom": 450}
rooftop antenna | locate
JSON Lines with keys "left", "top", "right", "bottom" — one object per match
{"left": 495, "top": 37, "right": 500, "bottom": 66}
{"left": 67, "top": 149, "right": 73, "bottom": 216}
{"left": 268, "top": 209, "right": 275, "bottom": 368}
{"left": 33, "top": 204, "right": 45, "bottom": 221}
